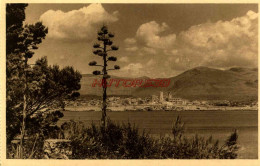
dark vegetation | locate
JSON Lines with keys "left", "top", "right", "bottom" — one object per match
{"left": 63, "top": 116, "right": 239, "bottom": 159}
{"left": 7, "top": 116, "right": 239, "bottom": 159}
{"left": 6, "top": 3, "right": 81, "bottom": 158}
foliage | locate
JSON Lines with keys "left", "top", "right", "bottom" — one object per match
{"left": 7, "top": 110, "right": 64, "bottom": 159}
{"left": 6, "top": 3, "right": 28, "bottom": 54}
{"left": 60, "top": 116, "right": 239, "bottom": 159}
{"left": 6, "top": 4, "right": 82, "bottom": 158}
{"left": 6, "top": 3, "right": 48, "bottom": 145}
{"left": 6, "top": 56, "right": 82, "bottom": 158}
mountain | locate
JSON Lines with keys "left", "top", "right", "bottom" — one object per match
{"left": 79, "top": 66, "right": 258, "bottom": 101}
{"left": 134, "top": 66, "right": 258, "bottom": 101}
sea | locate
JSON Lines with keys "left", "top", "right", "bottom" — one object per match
{"left": 58, "top": 110, "right": 258, "bottom": 159}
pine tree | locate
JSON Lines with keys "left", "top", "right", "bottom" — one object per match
{"left": 89, "top": 25, "right": 120, "bottom": 128}
{"left": 7, "top": 4, "right": 48, "bottom": 158}
{"left": 6, "top": 4, "right": 82, "bottom": 158}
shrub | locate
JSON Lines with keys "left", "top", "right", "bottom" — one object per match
{"left": 61, "top": 116, "right": 239, "bottom": 159}
{"left": 7, "top": 110, "right": 64, "bottom": 159}
{"left": 7, "top": 115, "right": 239, "bottom": 159}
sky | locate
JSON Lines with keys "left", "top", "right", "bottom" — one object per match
{"left": 25, "top": 3, "right": 258, "bottom": 78}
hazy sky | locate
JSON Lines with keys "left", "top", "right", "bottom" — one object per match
{"left": 25, "top": 3, "right": 258, "bottom": 78}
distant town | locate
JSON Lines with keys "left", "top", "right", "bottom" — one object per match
{"left": 65, "top": 91, "right": 258, "bottom": 112}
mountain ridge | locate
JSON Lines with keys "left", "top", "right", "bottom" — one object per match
{"left": 79, "top": 66, "right": 258, "bottom": 101}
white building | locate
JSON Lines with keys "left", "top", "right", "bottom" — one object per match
{"left": 159, "top": 91, "right": 164, "bottom": 102}
{"left": 168, "top": 98, "right": 187, "bottom": 105}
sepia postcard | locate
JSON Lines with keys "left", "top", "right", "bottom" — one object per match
{"left": 0, "top": 0, "right": 259, "bottom": 166}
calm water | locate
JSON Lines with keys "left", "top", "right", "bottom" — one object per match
{"left": 59, "top": 110, "right": 258, "bottom": 159}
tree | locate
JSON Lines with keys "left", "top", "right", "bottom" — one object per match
{"left": 6, "top": 4, "right": 82, "bottom": 158}
{"left": 24, "top": 57, "right": 82, "bottom": 118}
{"left": 7, "top": 3, "right": 49, "bottom": 158}
{"left": 89, "top": 25, "right": 120, "bottom": 127}
{"left": 6, "top": 4, "right": 28, "bottom": 55}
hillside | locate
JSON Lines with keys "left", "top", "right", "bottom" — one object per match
{"left": 134, "top": 66, "right": 258, "bottom": 101}
{"left": 79, "top": 66, "right": 258, "bottom": 101}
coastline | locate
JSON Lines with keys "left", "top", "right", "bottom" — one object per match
{"left": 64, "top": 106, "right": 258, "bottom": 112}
